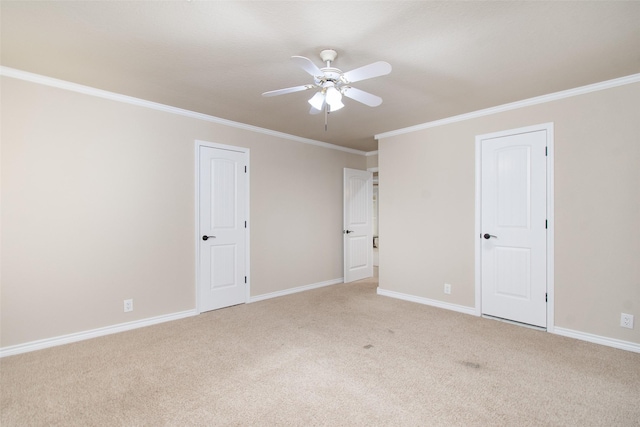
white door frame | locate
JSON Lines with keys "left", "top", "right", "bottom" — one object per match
{"left": 474, "top": 123, "right": 555, "bottom": 332}
{"left": 195, "top": 140, "right": 250, "bottom": 314}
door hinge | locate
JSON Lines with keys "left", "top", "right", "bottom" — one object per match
{"left": 245, "top": 221, "right": 247, "bottom": 228}
{"left": 545, "top": 293, "right": 548, "bottom": 302}
{"left": 545, "top": 146, "right": 548, "bottom": 156}
{"left": 245, "top": 276, "right": 247, "bottom": 284}
{"left": 545, "top": 219, "right": 548, "bottom": 229}
{"left": 244, "top": 165, "right": 247, "bottom": 173}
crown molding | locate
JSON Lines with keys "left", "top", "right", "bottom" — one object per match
{"left": 365, "top": 150, "right": 378, "bottom": 156}
{"left": 375, "top": 73, "right": 640, "bottom": 140}
{"left": 0, "top": 66, "right": 367, "bottom": 156}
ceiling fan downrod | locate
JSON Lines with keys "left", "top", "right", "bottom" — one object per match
{"left": 320, "top": 49, "right": 338, "bottom": 68}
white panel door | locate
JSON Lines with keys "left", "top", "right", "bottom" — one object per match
{"left": 199, "top": 146, "right": 247, "bottom": 312}
{"left": 481, "top": 130, "right": 547, "bottom": 327}
{"left": 344, "top": 168, "right": 373, "bottom": 283}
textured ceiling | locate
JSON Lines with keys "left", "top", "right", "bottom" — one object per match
{"left": 2, "top": 1, "right": 639, "bottom": 152}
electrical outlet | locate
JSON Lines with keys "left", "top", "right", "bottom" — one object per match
{"left": 124, "top": 299, "right": 133, "bottom": 313}
{"left": 620, "top": 313, "right": 634, "bottom": 329}
{"left": 444, "top": 283, "right": 451, "bottom": 295}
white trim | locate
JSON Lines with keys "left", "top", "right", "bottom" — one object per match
{"left": 0, "top": 310, "right": 197, "bottom": 358}
{"left": 474, "top": 123, "right": 555, "bottom": 330}
{"left": 376, "top": 288, "right": 477, "bottom": 316}
{"left": 546, "top": 127, "right": 555, "bottom": 333}
{"left": 244, "top": 154, "right": 252, "bottom": 305}
{"left": 0, "top": 66, "right": 366, "bottom": 156}
{"left": 365, "top": 150, "right": 379, "bottom": 157}
{"left": 195, "top": 140, "right": 251, "bottom": 314}
{"left": 367, "top": 167, "right": 379, "bottom": 173}
{"left": 376, "top": 288, "right": 640, "bottom": 354}
{"left": 474, "top": 144, "right": 482, "bottom": 317}
{"left": 553, "top": 327, "right": 640, "bottom": 354}
{"left": 375, "top": 73, "right": 640, "bottom": 140}
{"left": 249, "top": 278, "right": 343, "bottom": 303}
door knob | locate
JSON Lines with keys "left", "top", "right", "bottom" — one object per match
{"left": 202, "top": 235, "right": 216, "bottom": 241}
{"left": 483, "top": 233, "right": 497, "bottom": 239}
{"left": 344, "top": 230, "right": 354, "bottom": 234}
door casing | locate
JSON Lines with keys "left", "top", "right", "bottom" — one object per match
{"left": 195, "top": 140, "right": 250, "bottom": 314}
{"left": 474, "top": 123, "right": 555, "bottom": 331}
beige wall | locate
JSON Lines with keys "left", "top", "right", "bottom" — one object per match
{"left": 1, "top": 77, "right": 365, "bottom": 347}
{"left": 379, "top": 82, "right": 640, "bottom": 344}
{"left": 366, "top": 153, "right": 378, "bottom": 169}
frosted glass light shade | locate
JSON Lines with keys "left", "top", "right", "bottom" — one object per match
{"left": 329, "top": 99, "right": 344, "bottom": 112}
{"left": 308, "top": 92, "right": 325, "bottom": 111}
{"left": 326, "top": 87, "right": 344, "bottom": 111}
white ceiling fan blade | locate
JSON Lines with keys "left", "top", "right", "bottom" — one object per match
{"left": 343, "top": 61, "right": 392, "bottom": 83}
{"left": 291, "top": 56, "right": 323, "bottom": 77}
{"left": 342, "top": 86, "right": 383, "bottom": 107}
{"left": 262, "top": 85, "right": 313, "bottom": 97}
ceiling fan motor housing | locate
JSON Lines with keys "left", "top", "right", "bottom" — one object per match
{"left": 315, "top": 68, "right": 344, "bottom": 88}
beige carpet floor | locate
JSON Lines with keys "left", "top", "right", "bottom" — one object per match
{"left": 2, "top": 274, "right": 639, "bottom": 426}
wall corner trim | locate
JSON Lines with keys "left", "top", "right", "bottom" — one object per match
{"left": 552, "top": 327, "right": 640, "bottom": 354}
{"left": 376, "top": 288, "right": 477, "bottom": 316}
{"left": 249, "top": 278, "right": 343, "bottom": 303}
{"left": 0, "top": 309, "right": 198, "bottom": 358}
{"left": 375, "top": 73, "right": 640, "bottom": 139}
{"left": 0, "top": 66, "right": 366, "bottom": 156}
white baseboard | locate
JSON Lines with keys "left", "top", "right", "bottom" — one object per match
{"left": 376, "top": 288, "right": 477, "bottom": 316}
{"left": 377, "top": 289, "right": 640, "bottom": 354}
{"left": 6, "top": 291, "right": 636, "bottom": 358}
{"left": 249, "top": 278, "right": 343, "bottom": 303}
{"left": 2, "top": 278, "right": 344, "bottom": 357}
{"left": 553, "top": 327, "right": 640, "bottom": 354}
{"left": 0, "top": 309, "right": 198, "bottom": 358}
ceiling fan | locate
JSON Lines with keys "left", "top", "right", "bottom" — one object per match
{"left": 262, "top": 49, "right": 392, "bottom": 119}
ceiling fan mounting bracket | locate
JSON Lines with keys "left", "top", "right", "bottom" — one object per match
{"left": 319, "top": 49, "right": 338, "bottom": 63}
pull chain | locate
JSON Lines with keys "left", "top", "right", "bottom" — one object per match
{"left": 324, "top": 104, "right": 328, "bottom": 131}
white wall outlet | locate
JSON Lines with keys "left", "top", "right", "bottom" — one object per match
{"left": 620, "top": 313, "right": 634, "bottom": 329}
{"left": 124, "top": 299, "right": 133, "bottom": 313}
{"left": 444, "top": 283, "right": 451, "bottom": 295}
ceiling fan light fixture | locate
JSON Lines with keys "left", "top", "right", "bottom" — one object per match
{"left": 328, "top": 99, "right": 344, "bottom": 112}
{"left": 308, "top": 91, "right": 325, "bottom": 111}
{"left": 325, "top": 86, "right": 343, "bottom": 111}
